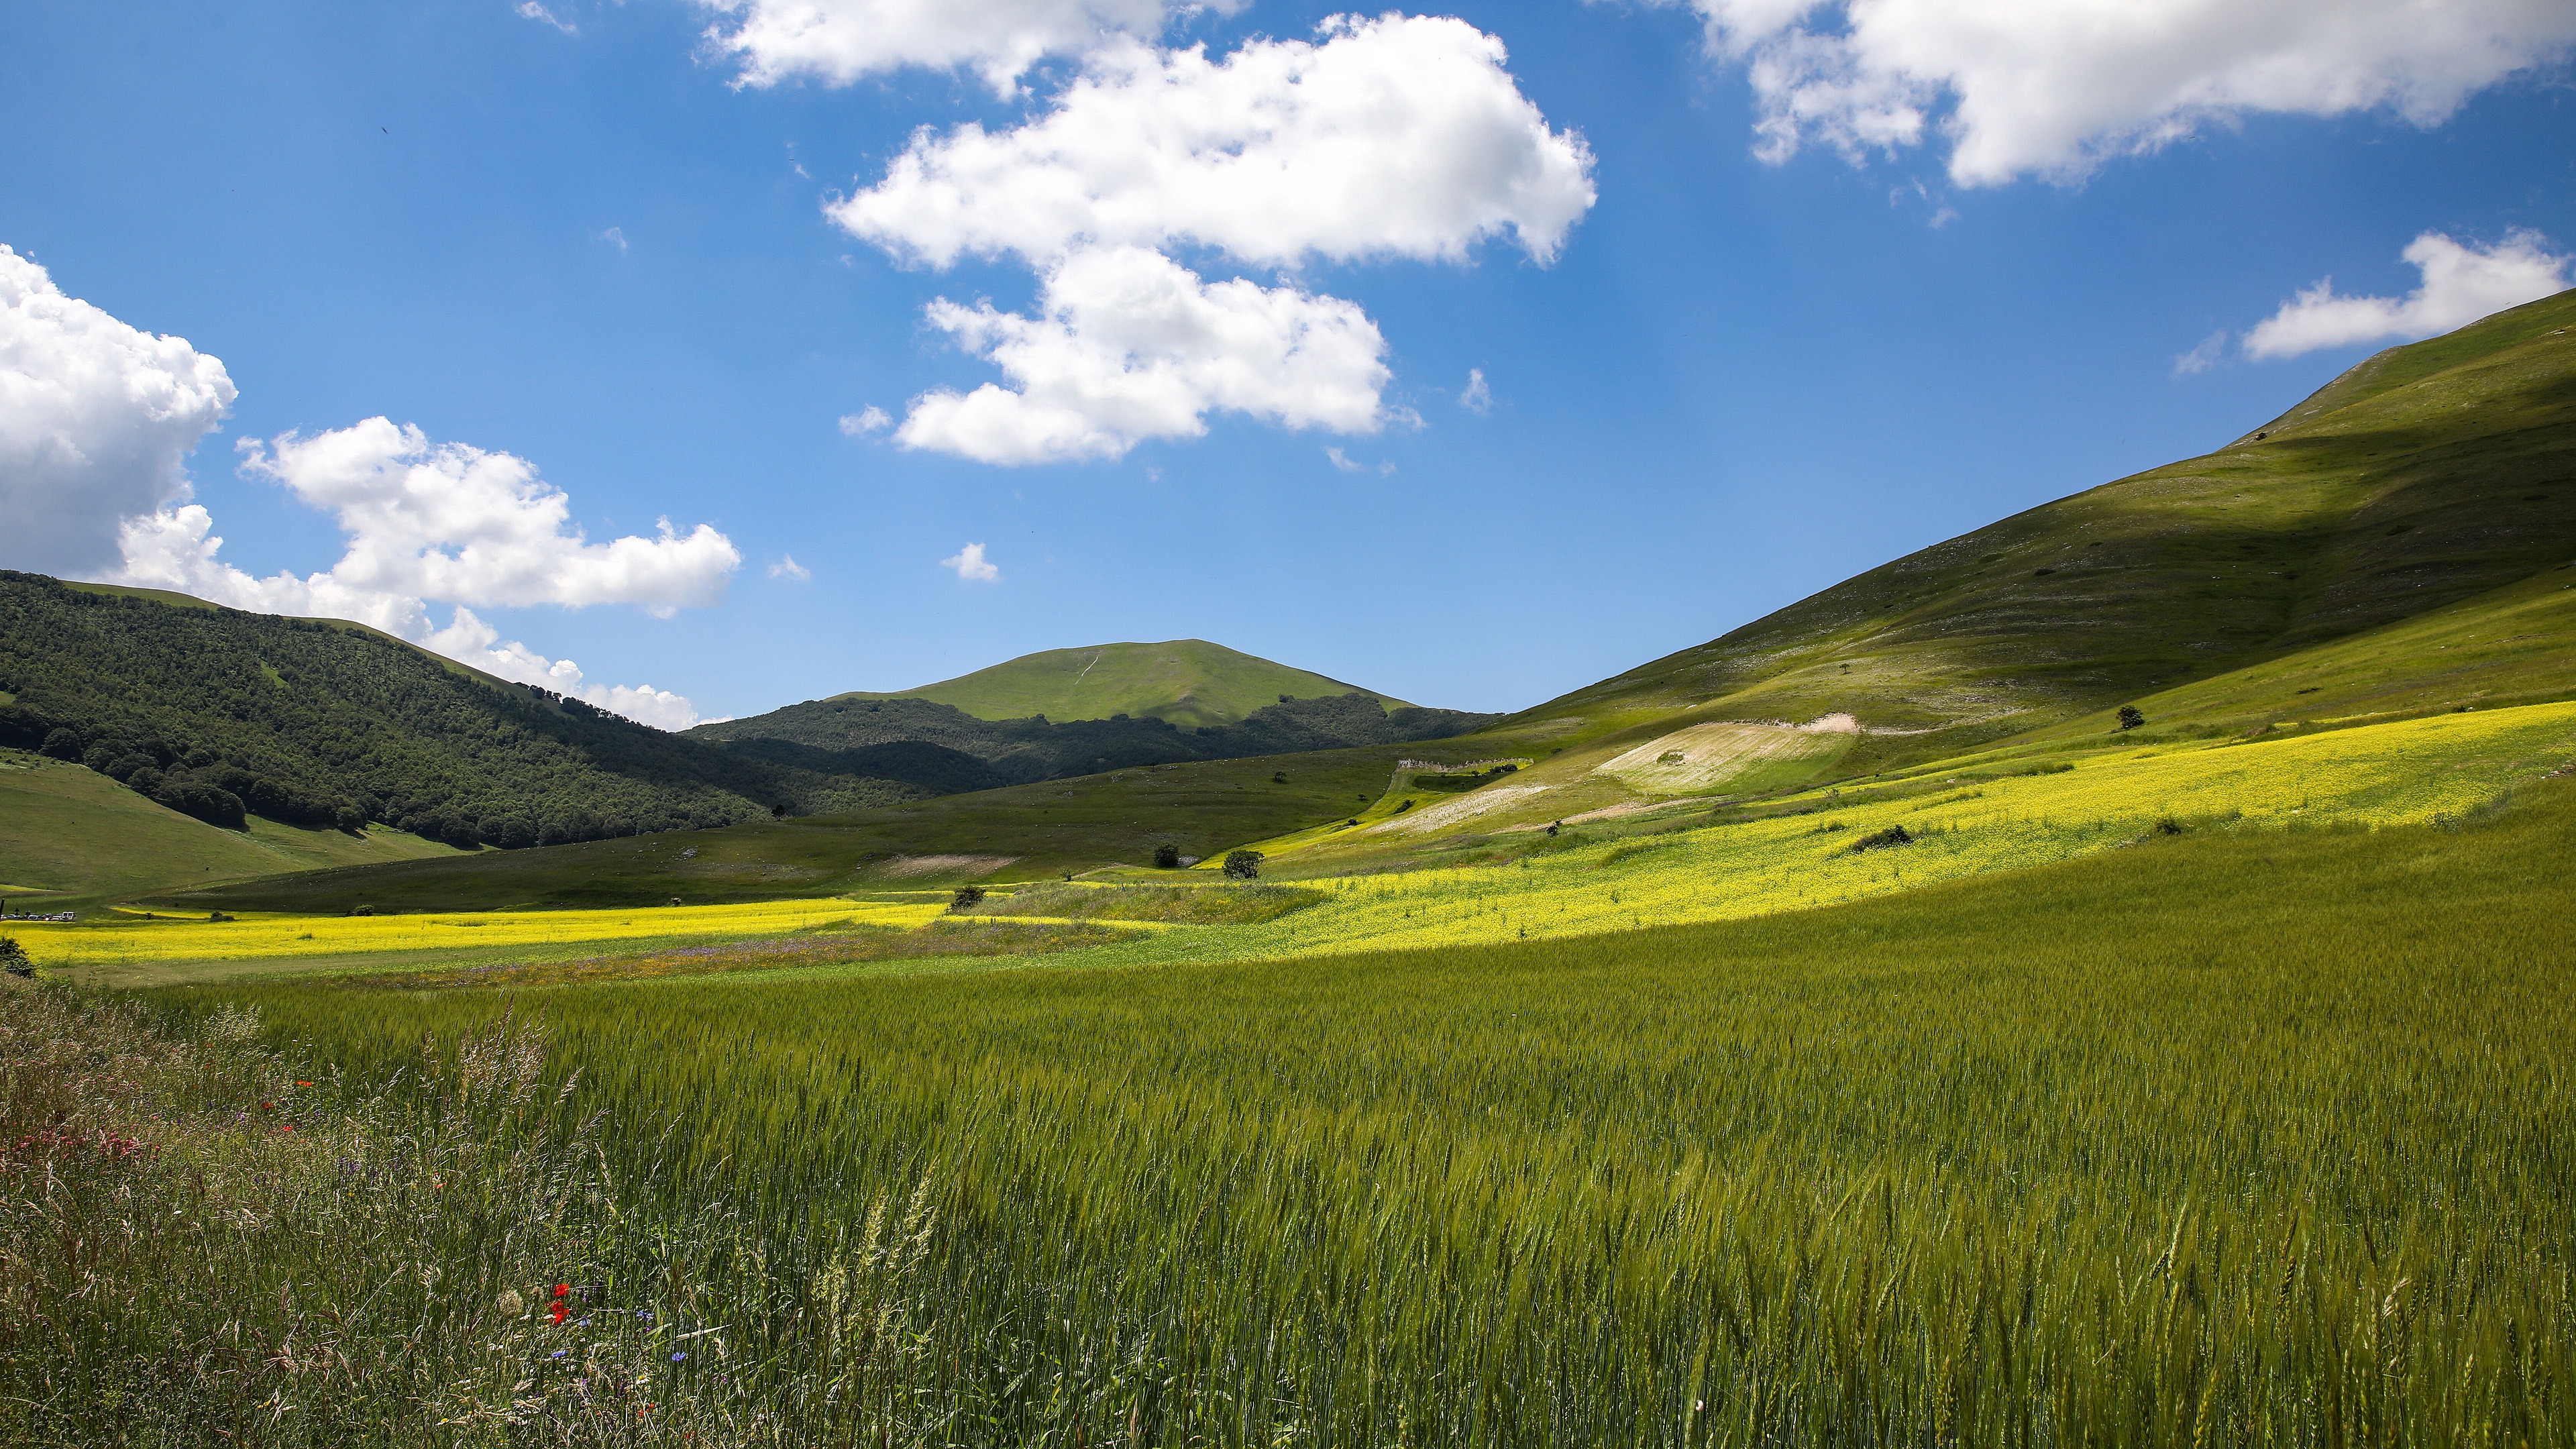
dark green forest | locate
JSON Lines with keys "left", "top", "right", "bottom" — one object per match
{"left": 0, "top": 574, "right": 916, "bottom": 847}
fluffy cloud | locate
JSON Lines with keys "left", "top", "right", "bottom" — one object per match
{"left": 838, "top": 406, "right": 892, "bottom": 436}
{"left": 235, "top": 417, "right": 739, "bottom": 614}
{"left": 2243, "top": 230, "right": 2571, "bottom": 360}
{"left": 940, "top": 541, "right": 1001, "bottom": 582}
{"left": 0, "top": 244, "right": 236, "bottom": 576}
{"left": 1674, "top": 0, "right": 2576, "bottom": 185}
{"left": 895, "top": 246, "right": 1388, "bottom": 464}
{"left": 698, "top": 0, "right": 1231, "bottom": 95}
{"left": 839, "top": 14, "right": 1592, "bottom": 464}
{"left": 835, "top": 15, "right": 1595, "bottom": 268}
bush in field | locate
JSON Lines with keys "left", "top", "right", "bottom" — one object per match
{"left": 1153, "top": 843, "right": 1182, "bottom": 869}
{"left": 1222, "top": 849, "right": 1263, "bottom": 879}
{"left": 2118, "top": 704, "right": 2147, "bottom": 730}
{"left": 950, "top": 883, "right": 987, "bottom": 910}
{"left": 0, "top": 937, "right": 29, "bottom": 977}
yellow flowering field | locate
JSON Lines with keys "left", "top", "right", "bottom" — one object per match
{"left": 1092, "top": 700, "right": 2576, "bottom": 967}
{"left": 9, "top": 895, "right": 947, "bottom": 967}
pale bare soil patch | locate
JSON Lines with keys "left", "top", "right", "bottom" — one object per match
{"left": 1371, "top": 784, "right": 1552, "bottom": 836}
{"left": 1594, "top": 718, "right": 1853, "bottom": 794}
{"left": 873, "top": 853, "right": 1020, "bottom": 878}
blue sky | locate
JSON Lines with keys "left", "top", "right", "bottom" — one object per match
{"left": 4, "top": 0, "right": 2571, "bottom": 722}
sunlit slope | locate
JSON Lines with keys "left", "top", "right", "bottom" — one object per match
{"left": 1491, "top": 291, "right": 2576, "bottom": 773}
{"left": 826, "top": 639, "right": 1398, "bottom": 729}
{"left": 0, "top": 747, "right": 466, "bottom": 910}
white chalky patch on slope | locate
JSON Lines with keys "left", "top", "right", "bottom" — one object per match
{"left": 1373, "top": 784, "right": 1550, "bottom": 835}
{"left": 1595, "top": 718, "right": 1852, "bottom": 794}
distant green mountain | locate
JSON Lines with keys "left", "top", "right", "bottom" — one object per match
{"left": 0, "top": 574, "right": 924, "bottom": 855}
{"left": 829, "top": 639, "right": 1401, "bottom": 730}
{"left": 691, "top": 690, "right": 1495, "bottom": 788}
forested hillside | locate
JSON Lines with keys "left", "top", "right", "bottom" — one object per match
{"left": 690, "top": 689, "right": 1497, "bottom": 785}
{"left": 0, "top": 574, "right": 918, "bottom": 847}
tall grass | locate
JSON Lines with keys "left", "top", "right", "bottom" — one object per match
{"left": 58, "top": 778, "right": 2565, "bottom": 1445}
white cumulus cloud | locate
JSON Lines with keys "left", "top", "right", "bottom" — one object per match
{"left": 2243, "top": 230, "right": 2572, "bottom": 360}
{"left": 0, "top": 244, "right": 236, "bottom": 577}
{"left": 697, "top": 0, "right": 1234, "bottom": 95}
{"left": 834, "top": 15, "right": 1595, "bottom": 269}
{"left": 1668, "top": 0, "right": 2576, "bottom": 186}
{"left": 941, "top": 541, "right": 1001, "bottom": 582}
{"left": 232, "top": 417, "right": 740, "bottom": 614}
{"left": 837, "top": 14, "right": 1593, "bottom": 465}
{"left": 896, "top": 246, "right": 1388, "bottom": 464}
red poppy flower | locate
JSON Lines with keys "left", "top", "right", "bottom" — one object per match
{"left": 553, "top": 1283, "right": 570, "bottom": 1298}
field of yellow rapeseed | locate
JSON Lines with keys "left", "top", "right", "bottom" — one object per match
{"left": 1089, "top": 700, "right": 2576, "bottom": 967}
{"left": 9, "top": 895, "right": 947, "bottom": 967}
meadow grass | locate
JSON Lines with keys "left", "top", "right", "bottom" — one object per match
{"left": 52, "top": 769, "right": 2568, "bottom": 1445}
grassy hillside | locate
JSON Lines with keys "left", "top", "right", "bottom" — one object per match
{"left": 824, "top": 638, "right": 1399, "bottom": 729}
{"left": 1499, "top": 290, "right": 2575, "bottom": 763}
{"left": 0, "top": 572, "right": 923, "bottom": 851}
{"left": 53, "top": 775, "right": 2571, "bottom": 1442}
{"left": 1216, "top": 290, "right": 2576, "bottom": 849}
{"left": 0, "top": 747, "right": 465, "bottom": 911}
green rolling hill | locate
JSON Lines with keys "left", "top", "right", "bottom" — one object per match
{"left": 175, "top": 292, "right": 2576, "bottom": 910}
{"left": 0, "top": 574, "right": 927, "bottom": 860}
{"left": 0, "top": 745, "right": 468, "bottom": 912}
{"left": 820, "top": 639, "right": 1399, "bottom": 729}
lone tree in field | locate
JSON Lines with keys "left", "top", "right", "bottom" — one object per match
{"left": 0, "top": 936, "right": 30, "bottom": 979}
{"left": 1153, "top": 843, "right": 1181, "bottom": 869}
{"left": 1223, "top": 849, "right": 1263, "bottom": 880}
{"left": 2117, "top": 705, "right": 2147, "bottom": 731}
{"left": 950, "top": 883, "right": 986, "bottom": 910}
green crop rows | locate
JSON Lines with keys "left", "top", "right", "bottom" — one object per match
{"left": 10, "top": 770, "right": 2571, "bottom": 1445}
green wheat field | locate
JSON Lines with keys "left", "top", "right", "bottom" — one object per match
{"left": 6, "top": 702, "right": 2573, "bottom": 1446}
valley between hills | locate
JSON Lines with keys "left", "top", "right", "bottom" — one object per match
{"left": 7, "top": 291, "right": 2575, "bottom": 1444}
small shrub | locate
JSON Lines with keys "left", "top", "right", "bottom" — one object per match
{"left": 1223, "top": 850, "right": 1264, "bottom": 880}
{"left": 2153, "top": 817, "right": 2184, "bottom": 836}
{"left": 1272, "top": 772, "right": 1289, "bottom": 784}
{"left": 951, "top": 884, "right": 987, "bottom": 910}
{"left": 0, "top": 936, "right": 30, "bottom": 978}
{"left": 1153, "top": 843, "right": 1182, "bottom": 869}
{"left": 1847, "top": 824, "right": 1913, "bottom": 853}
{"left": 2118, "top": 706, "right": 2147, "bottom": 731}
